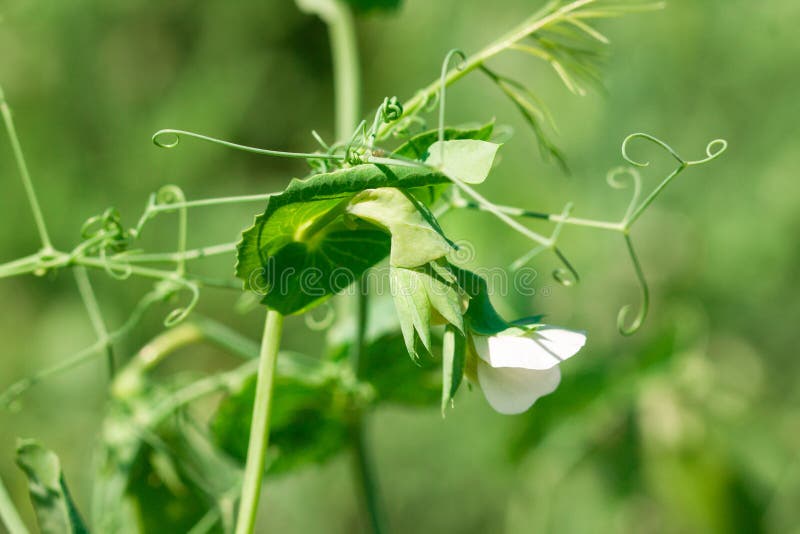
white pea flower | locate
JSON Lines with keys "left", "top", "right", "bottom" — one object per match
{"left": 471, "top": 327, "right": 587, "bottom": 415}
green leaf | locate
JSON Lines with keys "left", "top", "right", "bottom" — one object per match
{"left": 441, "top": 324, "right": 466, "bottom": 415}
{"left": 15, "top": 440, "right": 89, "bottom": 534}
{"left": 392, "top": 122, "right": 494, "bottom": 161}
{"left": 327, "top": 296, "right": 441, "bottom": 407}
{"left": 235, "top": 163, "right": 449, "bottom": 315}
{"left": 425, "top": 140, "right": 501, "bottom": 184}
{"left": 332, "top": 331, "right": 441, "bottom": 407}
{"left": 421, "top": 263, "right": 465, "bottom": 332}
{"left": 390, "top": 266, "right": 432, "bottom": 359}
{"left": 211, "top": 358, "right": 354, "bottom": 476}
{"left": 347, "top": 187, "right": 452, "bottom": 267}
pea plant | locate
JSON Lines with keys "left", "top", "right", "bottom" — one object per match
{"left": 0, "top": 0, "right": 726, "bottom": 532}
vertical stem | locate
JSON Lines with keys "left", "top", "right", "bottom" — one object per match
{"left": 0, "top": 473, "right": 29, "bottom": 534}
{"left": 234, "top": 309, "right": 284, "bottom": 534}
{"left": 73, "top": 266, "right": 116, "bottom": 378}
{"left": 328, "top": 0, "right": 360, "bottom": 141}
{"left": 351, "top": 417, "right": 386, "bottom": 534}
{"left": 0, "top": 83, "right": 53, "bottom": 252}
{"left": 294, "top": 0, "right": 361, "bottom": 141}
{"left": 349, "top": 283, "right": 387, "bottom": 533}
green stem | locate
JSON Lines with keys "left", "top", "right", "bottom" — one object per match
{"left": 0, "top": 473, "right": 28, "bottom": 534}
{"left": 116, "top": 242, "right": 238, "bottom": 264}
{"left": 348, "top": 284, "right": 388, "bottom": 534}
{"left": 234, "top": 309, "right": 284, "bottom": 534}
{"left": 295, "top": 0, "right": 361, "bottom": 141}
{"left": 458, "top": 200, "right": 623, "bottom": 231}
{"left": 351, "top": 416, "right": 386, "bottom": 534}
{"left": 0, "top": 83, "right": 53, "bottom": 252}
{"left": 73, "top": 266, "right": 116, "bottom": 378}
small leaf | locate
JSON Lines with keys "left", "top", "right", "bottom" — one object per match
{"left": 389, "top": 263, "right": 467, "bottom": 360}
{"left": 15, "top": 440, "right": 89, "bottom": 534}
{"left": 420, "top": 265, "right": 465, "bottom": 333}
{"left": 389, "top": 266, "right": 432, "bottom": 359}
{"left": 425, "top": 140, "right": 501, "bottom": 184}
{"left": 441, "top": 324, "right": 466, "bottom": 414}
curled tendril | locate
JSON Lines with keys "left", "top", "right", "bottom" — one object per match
{"left": 381, "top": 96, "right": 403, "bottom": 123}
{"left": 546, "top": 202, "right": 580, "bottom": 287}
{"left": 344, "top": 119, "right": 368, "bottom": 166}
{"left": 622, "top": 133, "right": 684, "bottom": 167}
{"left": 80, "top": 208, "right": 135, "bottom": 279}
{"left": 552, "top": 247, "right": 579, "bottom": 287}
{"left": 155, "top": 185, "right": 188, "bottom": 276}
{"left": 151, "top": 129, "right": 345, "bottom": 162}
{"left": 155, "top": 184, "right": 185, "bottom": 206}
{"left": 304, "top": 302, "right": 336, "bottom": 331}
{"left": 622, "top": 133, "right": 728, "bottom": 169}
{"left": 686, "top": 138, "right": 728, "bottom": 166}
{"left": 438, "top": 49, "right": 467, "bottom": 151}
{"left": 157, "top": 278, "right": 200, "bottom": 327}
{"left": 617, "top": 234, "right": 649, "bottom": 336}
{"left": 606, "top": 166, "right": 642, "bottom": 221}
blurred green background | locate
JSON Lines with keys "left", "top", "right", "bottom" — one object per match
{"left": 1, "top": 0, "right": 799, "bottom": 532}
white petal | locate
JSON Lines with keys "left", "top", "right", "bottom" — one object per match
{"left": 473, "top": 327, "right": 587, "bottom": 370}
{"left": 477, "top": 361, "right": 561, "bottom": 414}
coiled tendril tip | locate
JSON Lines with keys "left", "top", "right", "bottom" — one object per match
{"left": 153, "top": 129, "right": 181, "bottom": 149}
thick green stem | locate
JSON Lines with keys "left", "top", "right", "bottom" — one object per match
{"left": 234, "top": 309, "right": 284, "bottom": 534}
{"left": 0, "top": 84, "right": 53, "bottom": 252}
{"left": 295, "top": 0, "right": 361, "bottom": 141}
{"left": 0, "top": 473, "right": 28, "bottom": 534}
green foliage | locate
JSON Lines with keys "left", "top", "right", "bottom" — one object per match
{"left": 15, "top": 440, "right": 89, "bottom": 534}
{"left": 235, "top": 163, "right": 448, "bottom": 315}
{"left": 354, "top": 332, "right": 441, "bottom": 406}
{"left": 211, "top": 358, "right": 356, "bottom": 476}
{"left": 0, "top": 1, "right": 757, "bottom": 533}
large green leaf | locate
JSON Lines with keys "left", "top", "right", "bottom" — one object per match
{"left": 236, "top": 163, "right": 449, "bottom": 315}
{"left": 15, "top": 440, "right": 89, "bottom": 534}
